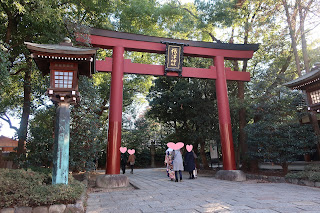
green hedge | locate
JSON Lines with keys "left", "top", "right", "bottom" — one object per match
{"left": 0, "top": 169, "right": 85, "bottom": 208}
{"left": 285, "top": 164, "right": 320, "bottom": 182}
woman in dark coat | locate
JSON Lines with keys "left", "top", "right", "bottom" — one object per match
{"left": 120, "top": 153, "right": 127, "bottom": 174}
{"left": 184, "top": 151, "right": 195, "bottom": 179}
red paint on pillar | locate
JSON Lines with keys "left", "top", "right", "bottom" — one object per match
{"left": 106, "top": 46, "right": 124, "bottom": 174}
{"left": 215, "top": 55, "right": 236, "bottom": 170}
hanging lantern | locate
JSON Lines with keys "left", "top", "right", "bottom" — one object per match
{"left": 25, "top": 38, "right": 96, "bottom": 104}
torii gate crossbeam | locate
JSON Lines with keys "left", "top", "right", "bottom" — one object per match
{"left": 96, "top": 58, "right": 250, "bottom": 81}
{"left": 78, "top": 28, "right": 259, "bottom": 174}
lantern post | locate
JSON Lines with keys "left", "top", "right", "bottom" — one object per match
{"left": 25, "top": 39, "right": 96, "bottom": 184}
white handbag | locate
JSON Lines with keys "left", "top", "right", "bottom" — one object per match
{"left": 193, "top": 168, "right": 197, "bottom": 178}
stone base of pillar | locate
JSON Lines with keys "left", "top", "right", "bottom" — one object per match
{"left": 96, "top": 174, "right": 129, "bottom": 188}
{"left": 215, "top": 170, "right": 246, "bottom": 182}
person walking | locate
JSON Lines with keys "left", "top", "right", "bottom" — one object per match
{"left": 172, "top": 149, "right": 184, "bottom": 182}
{"left": 184, "top": 150, "right": 195, "bottom": 179}
{"left": 120, "top": 152, "right": 127, "bottom": 174}
{"left": 127, "top": 153, "right": 136, "bottom": 174}
{"left": 164, "top": 148, "right": 175, "bottom": 180}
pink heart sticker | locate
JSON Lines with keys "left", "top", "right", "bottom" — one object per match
{"left": 120, "top": 147, "right": 127, "bottom": 153}
{"left": 167, "top": 142, "right": 184, "bottom": 150}
{"left": 128, "top": 149, "right": 135, "bottom": 155}
{"left": 186, "top": 144, "right": 193, "bottom": 152}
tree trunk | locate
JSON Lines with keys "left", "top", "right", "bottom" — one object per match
{"left": 17, "top": 59, "right": 32, "bottom": 158}
{"left": 229, "top": 25, "right": 248, "bottom": 169}
{"left": 194, "top": 141, "right": 200, "bottom": 169}
{"left": 282, "top": 0, "right": 301, "bottom": 76}
{"left": 0, "top": 150, "right": 3, "bottom": 168}
{"left": 235, "top": 74, "right": 241, "bottom": 169}
{"left": 298, "top": 0, "right": 310, "bottom": 73}
{"left": 281, "top": 162, "right": 289, "bottom": 175}
{"left": 238, "top": 59, "right": 248, "bottom": 165}
{"left": 198, "top": 138, "right": 209, "bottom": 169}
{"left": 3, "top": 4, "right": 18, "bottom": 45}
{"left": 250, "top": 159, "right": 259, "bottom": 172}
{"left": 238, "top": 18, "right": 249, "bottom": 169}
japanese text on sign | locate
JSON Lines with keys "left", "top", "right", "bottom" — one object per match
{"left": 167, "top": 45, "right": 181, "bottom": 69}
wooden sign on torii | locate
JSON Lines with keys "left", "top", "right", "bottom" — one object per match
{"left": 77, "top": 28, "right": 259, "bottom": 176}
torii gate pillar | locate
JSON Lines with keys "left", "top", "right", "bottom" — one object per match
{"left": 215, "top": 56, "right": 236, "bottom": 170}
{"left": 106, "top": 46, "right": 124, "bottom": 174}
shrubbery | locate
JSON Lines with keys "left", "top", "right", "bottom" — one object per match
{"left": 246, "top": 122, "right": 317, "bottom": 173}
{"left": 0, "top": 168, "right": 85, "bottom": 208}
{"left": 285, "top": 164, "right": 320, "bottom": 182}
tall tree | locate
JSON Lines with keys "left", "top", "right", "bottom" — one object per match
{"left": 282, "top": 0, "right": 320, "bottom": 157}
{"left": 0, "top": 0, "right": 113, "bottom": 159}
{"left": 194, "top": 0, "right": 282, "bottom": 168}
{"left": 0, "top": 0, "right": 66, "bottom": 157}
{"left": 1, "top": 0, "right": 162, "bottom": 168}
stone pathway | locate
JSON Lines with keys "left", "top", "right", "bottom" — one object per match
{"left": 86, "top": 168, "right": 320, "bottom": 213}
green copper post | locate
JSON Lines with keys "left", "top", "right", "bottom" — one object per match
{"left": 52, "top": 102, "right": 70, "bottom": 185}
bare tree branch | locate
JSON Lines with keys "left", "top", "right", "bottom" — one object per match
{"left": 0, "top": 113, "right": 18, "bottom": 132}
{"left": 206, "top": 31, "right": 222, "bottom": 43}
{"left": 264, "top": 54, "right": 292, "bottom": 96}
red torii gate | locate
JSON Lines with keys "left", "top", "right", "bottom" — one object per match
{"left": 79, "top": 28, "right": 259, "bottom": 174}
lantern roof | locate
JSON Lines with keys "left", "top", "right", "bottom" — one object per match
{"left": 24, "top": 40, "right": 97, "bottom": 77}
{"left": 284, "top": 62, "right": 320, "bottom": 90}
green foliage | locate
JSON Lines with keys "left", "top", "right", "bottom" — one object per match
{"left": 122, "top": 115, "right": 160, "bottom": 150}
{"left": 246, "top": 122, "right": 317, "bottom": 165}
{"left": 132, "top": 148, "right": 167, "bottom": 168}
{"left": 305, "top": 164, "right": 320, "bottom": 172}
{"left": 147, "top": 76, "right": 219, "bottom": 144}
{"left": 121, "top": 109, "right": 170, "bottom": 168}
{"left": 135, "top": 149, "right": 151, "bottom": 167}
{"left": 0, "top": 0, "right": 69, "bottom": 147}
{"left": 69, "top": 77, "right": 104, "bottom": 172}
{"left": 285, "top": 171, "right": 309, "bottom": 180}
{"left": 25, "top": 76, "right": 105, "bottom": 171}
{"left": 309, "top": 172, "right": 320, "bottom": 182}
{"left": 113, "top": 0, "right": 162, "bottom": 35}
{"left": 0, "top": 42, "right": 10, "bottom": 86}
{"left": 26, "top": 106, "right": 55, "bottom": 168}
{"left": 286, "top": 164, "right": 320, "bottom": 182}
{"left": 1, "top": 0, "right": 319, "bottom": 174}
{"left": 0, "top": 0, "right": 116, "bottom": 161}
{"left": 24, "top": 64, "right": 153, "bottom": 172}
{"left": 28, "top": 166, "right": 52, "bottom": 176}
{"left": 0, "top": 169, "right": 85, "bottom": 208}
{"left": 195, "top": 0, "right": 240, "bottom": 27}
